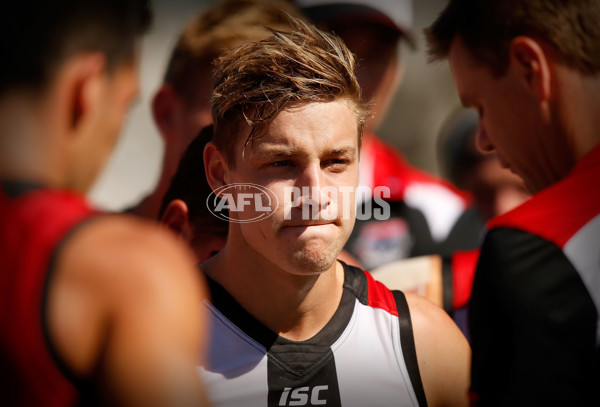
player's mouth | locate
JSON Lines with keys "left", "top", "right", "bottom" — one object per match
{"left": 283, "top": 220, "right": 337, "bottom": 228}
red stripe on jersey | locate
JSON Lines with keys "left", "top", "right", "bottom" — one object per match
{"left": 452, "top": 249, "right": 479, "bottom": 310}
{"left": 364, "top": 270, "right": 399, "bottom": 316}
{"left": 487, "top": 144, "right": 600, "bottom": 249}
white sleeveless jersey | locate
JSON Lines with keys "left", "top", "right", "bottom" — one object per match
{"left": 199, "top": 263, "right": 428, "bottom": 407}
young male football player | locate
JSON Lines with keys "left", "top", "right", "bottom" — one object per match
{"left": 200, "top": 17, "right": 470, "bottom": 407}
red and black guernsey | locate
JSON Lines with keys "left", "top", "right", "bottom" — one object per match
{"left": 200, "top": 262, "right": 428, "bottom": 407}
{"left": 469, "top": 145, "right": 600, "bottom": 406}
{"left": 0, "top": 181, "right": 97, "bottom": 406}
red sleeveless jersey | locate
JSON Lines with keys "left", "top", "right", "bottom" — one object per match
{"left": 0, "top": 182, "right": 97, "bottom": 406}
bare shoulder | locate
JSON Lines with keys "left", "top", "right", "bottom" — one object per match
{"left": 404, "top": 292, "right": 459, "bottom": 337}
{"left": 47, "top": 214, "right": 207, "bottom": 376}
{"left": 48, "top": 215, "right": 208, "bottom": 404}
{"left": 50, "top": 213, "right": 207, "bottom": 338}
{"left": 404, "top": 293, "right": 470, "bottom": 407}
{"left": 59, "top": 214, "right": 202, "bottom": 293}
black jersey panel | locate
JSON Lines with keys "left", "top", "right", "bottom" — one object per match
{"left": 438, "top": 205, "right": 485, "bottom": 256}
{"left": 267, "top": 348, "right": 342, "bottom": 407}
{"left": 469, "top": 227, "right": 599, "bottom": 406}
{"left": 340, "top": 262, "right": 368, "bottom": 305}
{"left": 393, "top": 290, "right": 428, "bottom": 407}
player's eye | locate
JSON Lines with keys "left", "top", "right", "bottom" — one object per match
{"left": 323, "top": 158, "right": 349, "bottom": 171}
{"left": 270, "top": 160, "right": 293, "bottom": 168}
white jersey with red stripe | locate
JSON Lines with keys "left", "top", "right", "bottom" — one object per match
{"left": 198, "top": 262, "right": 427, "bottom": 407}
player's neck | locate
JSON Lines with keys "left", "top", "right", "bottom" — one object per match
{"left": 576, "top": 79, "right": 600, "bottom": 160}
{"left": 202, "top": 239, "right": 345, "bottom": 342}
{"left": 558, "top": 70, "right": 600, "bottom": 162}
{"left": 0, "top": 94, "right": 65, "bottom": 187}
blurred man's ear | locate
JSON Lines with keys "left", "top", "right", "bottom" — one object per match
{"left": 62, "top": 53, "right": 108, "bottom": 136}
{"left": 152, "top": 84, "right": 183, "bottom": 142}
{"left": 509, "top": 36, "right": 552, "bottom": 103}
{"left": 161, "top": 199, "right": 193, "bottom": 240}
{"left": 204, "top": 141, "right": 229, "bottom": 194}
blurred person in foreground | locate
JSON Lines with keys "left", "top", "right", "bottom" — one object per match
{"left": 199, "top": 16, "right": 470, "bottom": 407}
{"left": 130, "top": 0, "right": 304, "bottom": 219}
{"left": 427, "top": 0, "right": 600, "bottom": 404}
{"left": 295, "top": 0, "right": 477, "bottom": 270}
{"left": 159, "top": 125, "right": 228, "bottom": 263}
{"left": 0, "top": 1, "right": 209, "bottom": 405}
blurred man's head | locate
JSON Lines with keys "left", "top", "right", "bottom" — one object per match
{"left": 0, "top": 0, "right": 151, "bottom": 192}
{"left": 160, "top": 125, "right": 228, "bottom": 263}
{"left": 205, "top": 17, "right": 368, "bottom": 274}
{"left": 438, "top": 108, "right": 529, "bottom": 220}
{"left": 152, "top": 0, "right": 305, "bottom": 176}
{"left": 0, "top": 1, "right": 151, "bottom": 96}
{"left": 427, "top": 0, "right": 600, "bottom": 193}
{"left": 296, "top": 0, "right": 414, "bottom": 130}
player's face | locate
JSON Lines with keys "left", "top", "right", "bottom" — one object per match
{"left": 224, "top": 101, "right": 360, "bottom": 275}
{"left": 449, "top": 37, "right": 554, "bottom": 194}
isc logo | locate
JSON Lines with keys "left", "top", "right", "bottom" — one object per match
{"left": 278, "top": 385, "right": 328, "bottom": 406}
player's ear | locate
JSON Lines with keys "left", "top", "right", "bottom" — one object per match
{"left": 152, "top": 83, "right": 182, "bottom": 142}
{"left": 509, "top": 36, "right": 552, "bottom": 102}
{"left": 161, "top": 199, "right": 193, "bottom": 240}
{"left": 61, "top": 52, "right": 107, "bottom": 136}
{"left": 204, "top": 141, "right": 230, "bottom": 195}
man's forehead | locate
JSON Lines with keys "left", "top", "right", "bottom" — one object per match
{"left": 265, "top": 101, "right": 357, "bottom": 130}
{"left": 250, "top": 129, "right": 358, "bottom": 154}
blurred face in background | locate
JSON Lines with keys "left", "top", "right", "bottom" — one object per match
{"left": 325, "top": 19, "right": 402, "bottom": 131}
{"left": 459, "top": 155, "right": 530, "bottom": 220}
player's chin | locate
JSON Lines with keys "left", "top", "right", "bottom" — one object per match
{"left": 289, "top": 240, "right": 343, "bottom": 274}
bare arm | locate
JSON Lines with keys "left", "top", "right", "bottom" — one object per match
{"left": 406, "top": 293, "right": 470, "bottom": 407}
{"left": 47, "top": 216, "right": 209, "bottom": 406}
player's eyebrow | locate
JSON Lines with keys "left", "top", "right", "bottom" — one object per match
{"left": 255, "top": 147, "right": 297, "bottom": 159}
{"left": 252, "top": 145, "right": 357, "bottom": 161}
{"left": 325, "top": 146, "right": 357, "bottom": 158}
